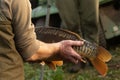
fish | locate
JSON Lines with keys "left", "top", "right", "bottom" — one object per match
{"left": 35, "top": 27, "right": 112, "bottom": 77}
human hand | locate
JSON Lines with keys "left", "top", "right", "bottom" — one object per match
{"left": 59, "top": 40, "right": 84, "bottom": 64}
{"left": 27, "top": 40, "right": 84, "bottom": 64}
{"left": 45, "top": 40, "right": 84, "bottom": 70}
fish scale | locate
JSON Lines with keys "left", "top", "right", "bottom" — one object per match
{"left": 73, "top": 40, "right": 97, "bottom": 58}
{"left": 36, "top": 27, "right": 98, "bottom": 58}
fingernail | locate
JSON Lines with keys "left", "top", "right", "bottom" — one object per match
{"left": 80, "top": 59, "right": 86, "bottom": 63}
{"left": 81, "top": 41, "right": 84, "bottom": 44}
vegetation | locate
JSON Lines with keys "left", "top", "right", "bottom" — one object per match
{"left": 24, "top": 44, "right": 120, "bottom": 80}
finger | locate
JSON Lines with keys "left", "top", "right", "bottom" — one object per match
{"left": 70, "top": 48, "right": 86, "bottom": 63}
{"left": 66, "top": 56, "right": 79, "bottom": 64}
{"left": 69, "top": 40, "right": 84, "bottom": 46}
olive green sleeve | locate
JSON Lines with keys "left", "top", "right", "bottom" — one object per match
{"left": 11, "top": 0, "right": 40, "bottom": 59}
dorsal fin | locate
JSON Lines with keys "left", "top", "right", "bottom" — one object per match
{"left": 35, "top": 27, "right": 83, "bottom": 43}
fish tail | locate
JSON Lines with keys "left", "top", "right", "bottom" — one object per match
{"left": 97, "top": 46, "right": 112, "bottom": 62}
{"left": 89, "top": 46, "right": 112, "bottom": 76}
{"left": 90, "top": 58, "right": 108, "bottom": 77}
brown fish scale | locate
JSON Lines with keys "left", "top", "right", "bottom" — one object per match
{"left": 74, "top": 40, "right": 98, "bottom": 58}
{"left": 35, "top": 27, "right": 98, "bottom": 58}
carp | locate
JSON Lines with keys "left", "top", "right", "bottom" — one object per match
{"left": 35, "top": 27, "right": 112, "bottom": 77}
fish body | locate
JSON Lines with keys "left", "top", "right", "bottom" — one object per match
{"left": 35, "top": 27, "right": 112, "bottom": 76}
{"left": 73, "top": 40, "right": 98, "bottom": 58}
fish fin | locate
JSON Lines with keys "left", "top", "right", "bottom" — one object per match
{"left": 51, "top": 61, "right": 63, "bottom": 66}
{"left": 47, "top": 61, "right": 63, "bottom": 70}
{"left": 97, "top": 46, "right": 112, "bottom": 62}
{"left": 90, "top": 58, "right": 108, "bottom": 77}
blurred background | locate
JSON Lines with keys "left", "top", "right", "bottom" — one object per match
{"left": 24, "top": 0, "right": 120, "bottom": 80}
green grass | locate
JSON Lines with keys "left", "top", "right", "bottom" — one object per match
{"left": 24, "top": 45, "right": 120, "bottom": 80}
{"left": 24, "top": 63, "right": 64, "bottom": 80}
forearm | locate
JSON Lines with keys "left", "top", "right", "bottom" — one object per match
{"left": 27, "top": 41, "right": 61, "bottom": 61}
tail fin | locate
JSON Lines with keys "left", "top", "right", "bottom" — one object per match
{"left": 97, "top": 46, "right": 112, "bottom": 62}
{"left": 89, "top": 46, "right": 112, "bottom": 76}
{"left": 90, "top": 58, "right": 108, "bottom": 77}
